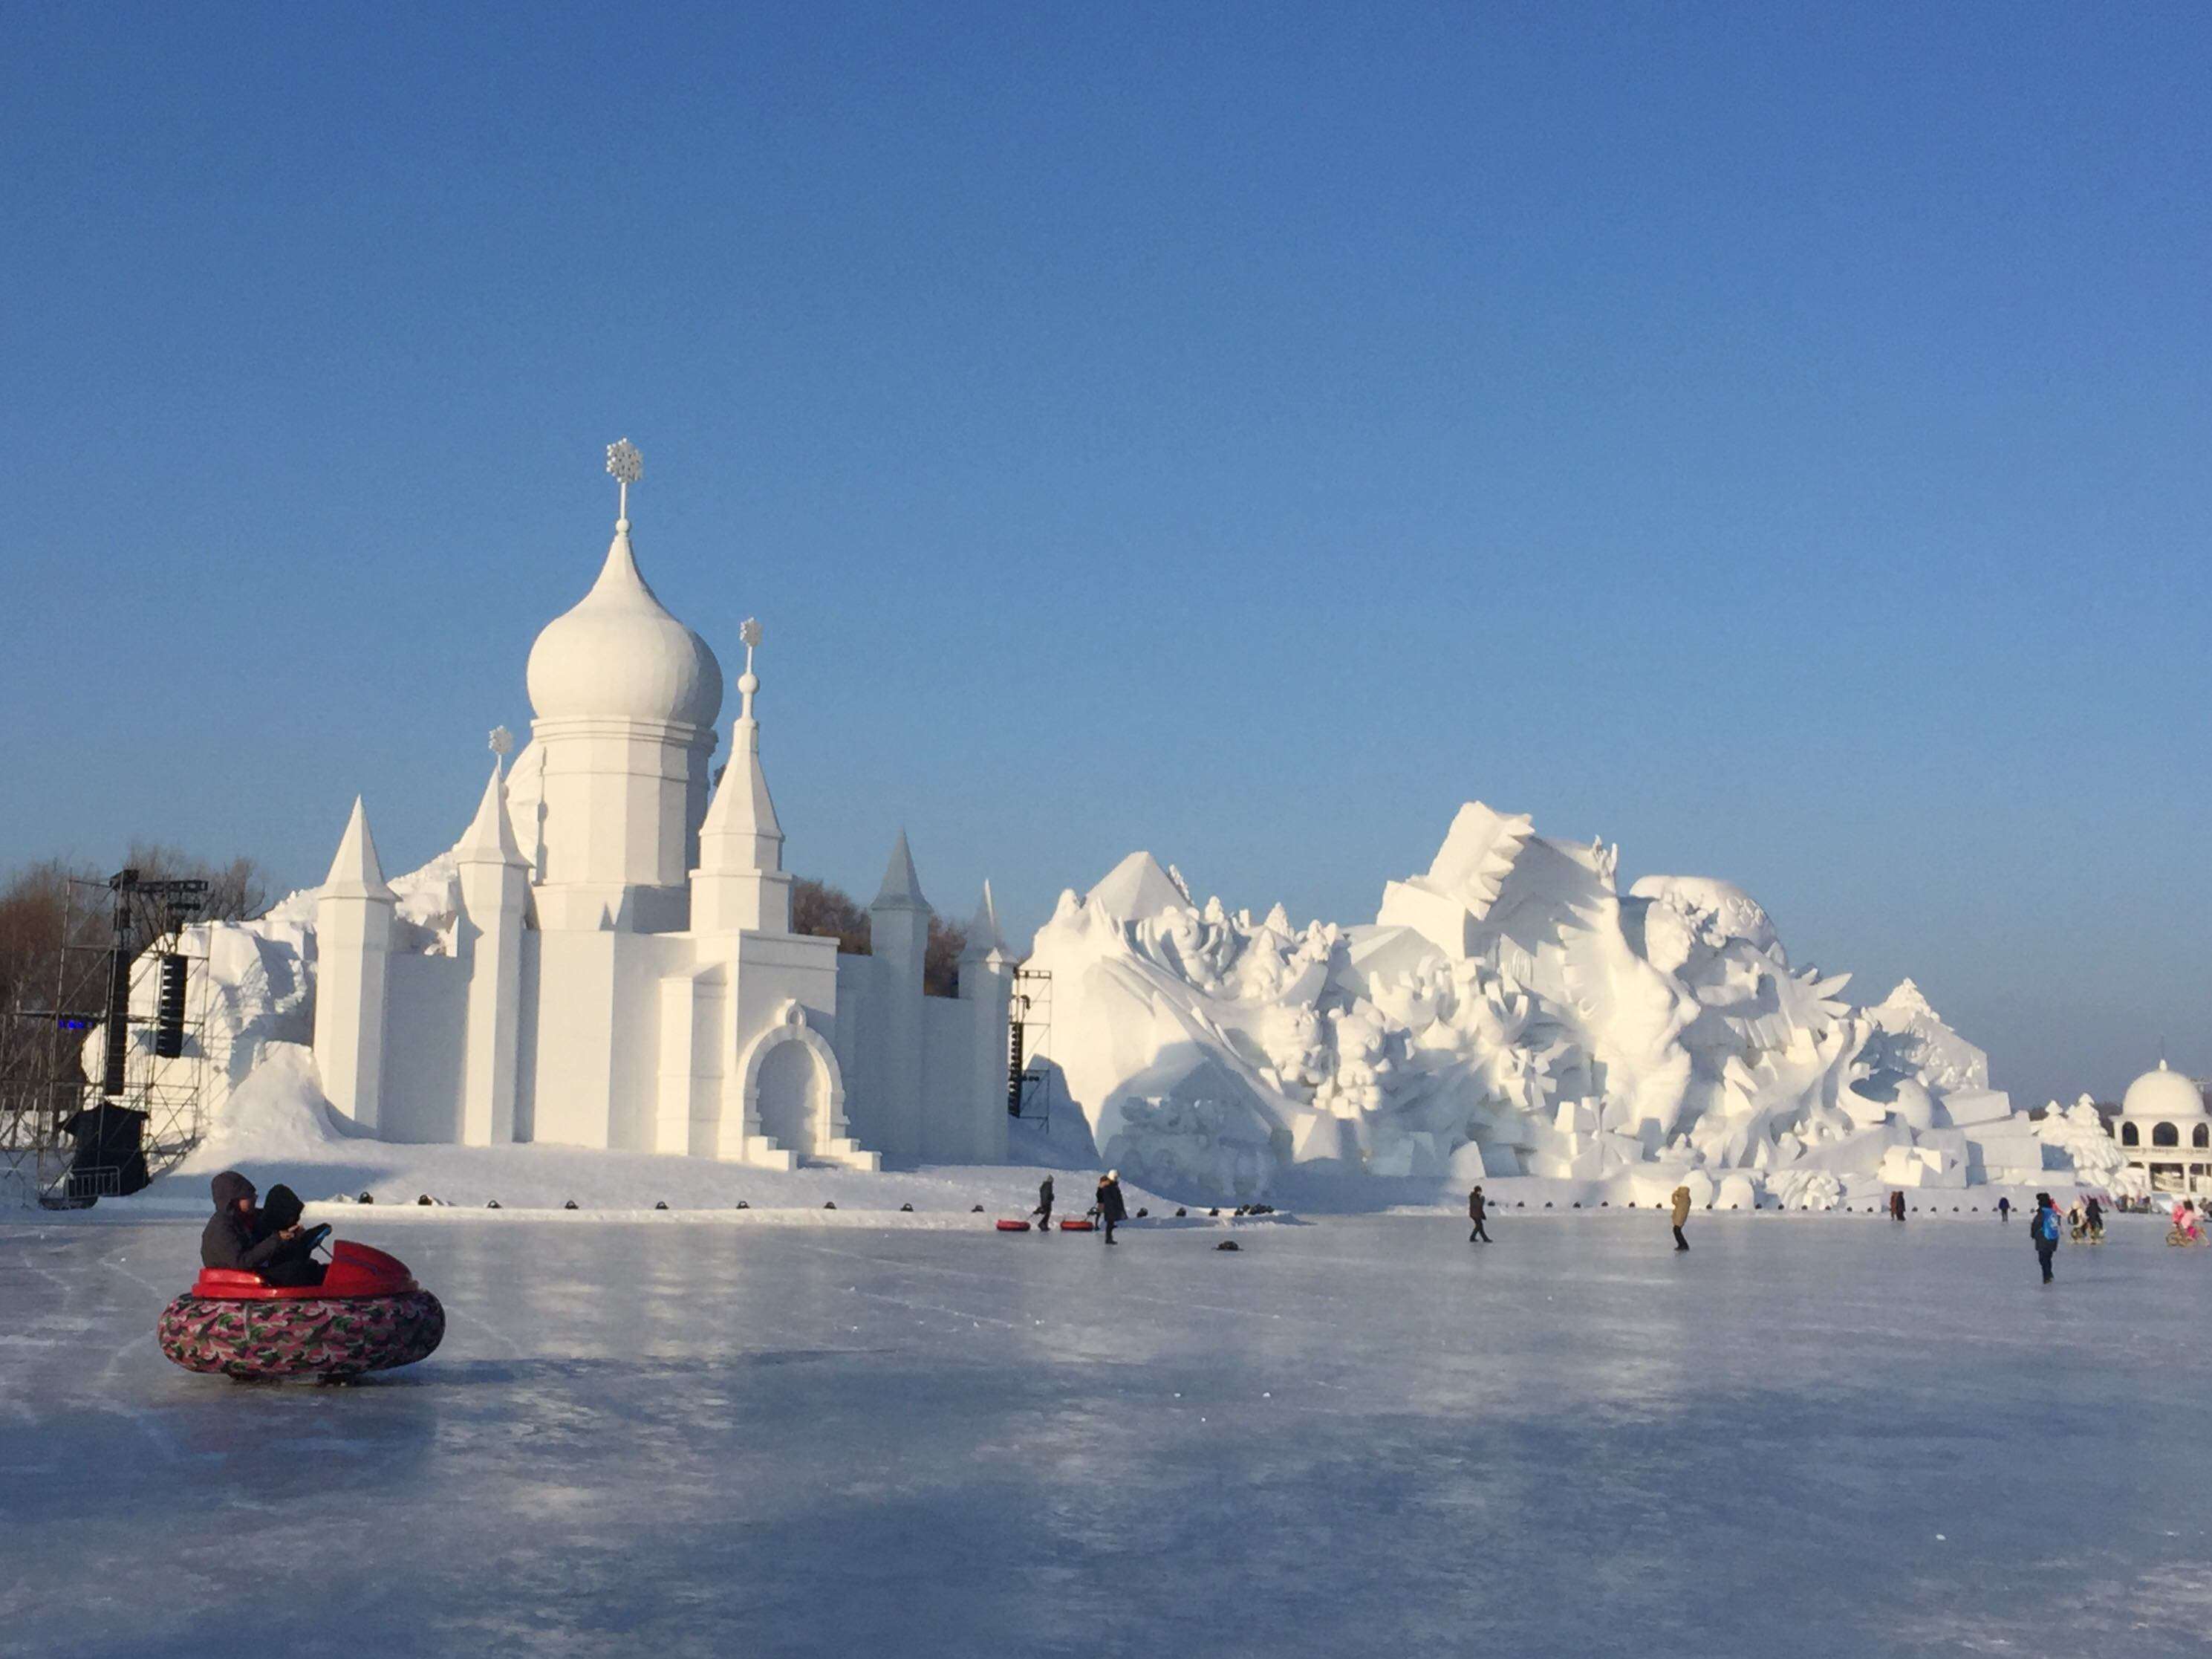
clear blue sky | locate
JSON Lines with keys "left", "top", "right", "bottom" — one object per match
{"left": 3, "top": 4, "right": 2206, "bottom": 1109}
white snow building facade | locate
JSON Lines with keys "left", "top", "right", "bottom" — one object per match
{"left": 2109, "top": 1062, "right": 2212, "bottom": 1197}
{"left": 308, "top": 466, "right": 1014, "bottom": 1170}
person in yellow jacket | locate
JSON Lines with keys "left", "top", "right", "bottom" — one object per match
{"left": 1670, "top": 1185, "right": 1692, "bottom": 1252}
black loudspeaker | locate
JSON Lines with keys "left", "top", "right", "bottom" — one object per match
{"left": 100, "top": 949, "right": 131, "bottom": 1095}
{"left": 153, "top": 954, "right": 187, "bottom": 1059}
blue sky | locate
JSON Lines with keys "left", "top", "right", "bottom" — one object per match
{"left": 3, "top": 3, "right": 2206, "bottom": 1108}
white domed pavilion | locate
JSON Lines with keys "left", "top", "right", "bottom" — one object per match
{"left": 2112, "top": 1060, "right": 2211, "bottom": 1196}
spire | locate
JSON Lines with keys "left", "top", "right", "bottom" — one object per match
{"left": 960, "top": 879, "right": 1009, "bottom": 961}
{"left": 697, "top": 616, "right": 782, "bottom": 872}
{"left": 323, "top": 797, "right": 396, "bottom": 901}
{"left": 871, "top": 829, "right": 929, "bottom": 913}
{"left": 697, "top": 730, "right": 783, "bottom": 866}
{"left": 455, "top": 762, "right": 526, "bottom": 867}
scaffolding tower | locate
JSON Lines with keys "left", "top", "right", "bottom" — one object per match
{"left": 1006, "top": 967, "right": 1054, "bottom": 1128}
{"left": 1, "top": 872, "right": 212, "bottom": 1209}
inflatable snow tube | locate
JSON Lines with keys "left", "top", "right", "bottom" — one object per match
{"left": 157, "top": 1241, "right": 445, "bottom": 1380}
{"left": 1059, "top": 1218, "right": 1096, "bottom": 1232}
{"left": 995, "top": 1218, "right": 1032, "bottom": 1231}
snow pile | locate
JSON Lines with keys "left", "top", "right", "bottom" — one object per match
{"left": 172, "top": 1042, "right": 354, "bottom": 1172}
{"left": 1023, "top": 802, "right": 2083, "bottom": 1203}
{"left": 2037, "top": 1094, "right": 2147, "bottom": 1198}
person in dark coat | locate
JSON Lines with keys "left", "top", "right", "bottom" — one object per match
{"left": 2083, "top": 1195, "right": 2104, "bottom": 1241}
{"left": 1889, "top": 1191, "right": 1907, "bottom": 1222}
{"left": 201, "top": 1171, "right": 290, "bottom": 1273}
{"left": 1468, "top": 1185, "right": 1491, "bottom": 1244}
{"left": 60, "top": 1102, "right": 152, "bottom": 1201}
{"left": 2030, "top": 1191, "right": 2060, "bottom": 1284}
{"left": 1033, "top": 1176, "right": 1055, "bottom": 1230}
{"left": 254, "top": 1184, "right": 328, "bottom": 1287}
{"left": 1997, "top": 1195, "right": 2011, "bottom": 1224}
{"left": 1097, "top": 1170, "right": 1128, "bottom": 1244}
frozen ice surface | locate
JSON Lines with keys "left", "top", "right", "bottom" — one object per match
{"left": 4, "top": 1212, "right": 2208, "bottom": 1658}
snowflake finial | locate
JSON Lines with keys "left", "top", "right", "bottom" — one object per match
{"left": 737, "top": 617, "right": 763, "bottom": 722}
{"left": 605, "top": 438, "right": 643, "bottom": 520}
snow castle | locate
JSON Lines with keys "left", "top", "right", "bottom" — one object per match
{"left": 305, "top": 441, "right": 1015, "bottom": 1168}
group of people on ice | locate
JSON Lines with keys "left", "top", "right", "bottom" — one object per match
{"left": 1454, "top": 1178, "right": 2173, "bottom": 1283}
{"left": 1030, "top": 1171, "right": 1129, "bottom": 1241}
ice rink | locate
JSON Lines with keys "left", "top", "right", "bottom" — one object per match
{"left": 4, "top": 1210, "right": 2208, "bottom": 1658}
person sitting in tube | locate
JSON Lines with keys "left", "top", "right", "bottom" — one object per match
{"left": 200, "top": 1171, "right": 328, "bottom": 1287}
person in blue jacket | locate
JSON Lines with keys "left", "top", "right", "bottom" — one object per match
{"left": 2029, "top": 1192, "right": 2062, "bottom": 1284}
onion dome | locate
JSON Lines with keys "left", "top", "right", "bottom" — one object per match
{"left": 2119, "top": 1059, "right": 2208, "bottom": 1119}
{"left": 526, "top": 515, "right": 723, "bottom": 727}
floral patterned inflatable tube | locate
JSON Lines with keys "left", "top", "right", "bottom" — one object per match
{"left": 157, "top": 1240, "right": 445, "bottom": 1380}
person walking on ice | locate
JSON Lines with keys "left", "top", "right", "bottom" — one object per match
{"left": 2031, "top": 1192, "right": 2062, "bottom": 1284}
{"left": 1096, "top": 1170, "right": 1128, "bottom": 1245}
{"left": 1997, "top": 1195, "right": 2011, "bottom": 1224}
{"left": 1670, "top": 1184, "right": 1691, "bottom": 1252}
{"left": 1033, "top": 1175, "right": 1054, "bottom": 1232}
{"left": 1468, "top": 1185, "right": 1491, "bottom": 1244}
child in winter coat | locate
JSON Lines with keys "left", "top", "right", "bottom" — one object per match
{"left": 2030, "top": 1193, "right": 2062, "bottom": 1283}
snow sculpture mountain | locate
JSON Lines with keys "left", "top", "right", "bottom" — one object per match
{"left": 1024, "top": 802, "right": 2062, "bottom": 1201}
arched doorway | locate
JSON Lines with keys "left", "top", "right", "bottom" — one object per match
{"left": 755, "top": 1039, "right": 822, "bottom": 1161}
{"left": 734, "top": 1001, "right": 860, "bottom": 1167}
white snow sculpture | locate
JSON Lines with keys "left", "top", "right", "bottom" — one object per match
{"left": 1022, "top": 802, "right": 2045, "bottom": 1199}
{"left": 2037, "top": 1094, "right": 2144, "bottom": 1197}
{"left": 126, "top": 444, "right": 1014, "bottom": 1174}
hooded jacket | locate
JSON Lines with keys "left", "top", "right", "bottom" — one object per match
{"left": 201, "top": 1171, "right": 284, "bottom": 1273}
{"left": 1098, "top": 1177, "right": 1128, "bottom": 1222}
{"left": 1670, "top": 1187, "right": 1692, "bottom": 1227}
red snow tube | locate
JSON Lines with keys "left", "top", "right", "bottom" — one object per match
{"left": 1059, "top": 1218, "right": 1096, "bottom": 1232}
{"left": 157, "top": 1241, "right": 445, "bottom": 1380}
{"left": 995, "top": 1218, "right": 1032, "bottom": 1231}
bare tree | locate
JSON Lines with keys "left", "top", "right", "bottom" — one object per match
{"left": 1, "top": 847, "right": 273, "bottom": 1111}
{"left": 790, "top": 877, "right": 871, "bottom": 955}
{"left": 923, "top": 917, "right": 967, "bottom": 999}
{"left": 789, "top": 876, "right": 969, "bottom": 999}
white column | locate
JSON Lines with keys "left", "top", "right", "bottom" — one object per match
{"left": 313, "top": 798, "right": 396, "bottom": 1133}
{"left": 455, "top": 765, "right": 530, "bottom": 1146}
{"left": 868, "top": 831, "right": 931, "bottom": 1165}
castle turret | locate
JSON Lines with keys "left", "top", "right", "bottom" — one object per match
{"left": 313, "top": 797, "right": 395, "bottom": 1132}
{"left": 455, "top": 762, "right": 530, "bottom": 1146}
{"left": 692, "top": 619, "right": 793, "bottom": 934}
{"left": 867, "top": 830, "right": 931, "bottom": 1163}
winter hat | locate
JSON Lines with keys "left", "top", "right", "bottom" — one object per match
{"left": 1107, "top": 1169, "right": 1119, "bottom": 1180}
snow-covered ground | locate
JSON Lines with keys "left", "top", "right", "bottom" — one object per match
{"left": 4, "top": 1212, "right": 2208, "bottom": 1658}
